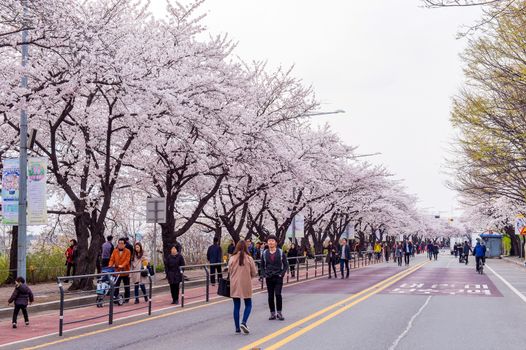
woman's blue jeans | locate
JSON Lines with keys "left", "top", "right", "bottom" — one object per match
{"left": 233, "top": 298, "right": 252, "bottom": 330}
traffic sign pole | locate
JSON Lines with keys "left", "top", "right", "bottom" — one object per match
{"left": 153, "top": 200, "right": 158, "bottom": 269}
{"left": 146, "top": 197, "right": 166, "bottom": 276}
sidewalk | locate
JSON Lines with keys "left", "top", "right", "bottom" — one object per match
{"left": 502, "top": 256, "right": 526, "bottom": 268}
{"left": 0, "top": 269, "right": 214, "bottom": 319}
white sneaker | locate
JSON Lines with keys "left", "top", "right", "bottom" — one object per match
{"left": 240, "top": 323, "right": 250, "bottom": 334}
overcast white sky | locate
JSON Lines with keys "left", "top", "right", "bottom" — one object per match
{"left": 152, "top": 0, "right": 482, "bottom": 217}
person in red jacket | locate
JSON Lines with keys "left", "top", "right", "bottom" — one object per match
{"left": 64, "top": 239, "right": 78, "bottom": 283}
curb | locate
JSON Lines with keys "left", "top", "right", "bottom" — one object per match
{"left": 0, "top": 282, "right": 174, "bottom": 320}
{"left": 502, "top": 256, "right": 526, "bottom": 268}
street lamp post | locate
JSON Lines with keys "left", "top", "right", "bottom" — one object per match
{"left": 18, "top": 0, "right": 29, "bottom": 280}
{"left": 291, "top": 187, "right": 296, "bottom": 245}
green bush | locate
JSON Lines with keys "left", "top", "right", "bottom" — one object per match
{"left": 0, "top": 255, "right": 8, "bottom": 284}
{"left": 26, "top": 247, "right": 66, "bottom": 284}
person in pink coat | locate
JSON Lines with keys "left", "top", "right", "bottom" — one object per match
{"left": 228, "top": 240, "right": 257, "bottom": 334}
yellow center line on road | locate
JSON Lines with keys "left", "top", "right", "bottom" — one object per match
{"left": 264, "top": 261, "right": 429, "bottom": 350}
{"left": 239, "top": 261, "right": 429, "bottom": 350}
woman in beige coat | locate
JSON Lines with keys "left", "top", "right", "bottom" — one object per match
{"left": 228, "top": 240, "right": 257, "bottom": 334}
{"left": 131, "top": 242, "right": 149, "bottom": 304}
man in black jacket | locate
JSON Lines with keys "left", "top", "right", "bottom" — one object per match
{"left": 339, "top": 238, "right": 351, "bottom": 279}
{"left": 206, "top": 238, "right": 223, "bottom": 286}
{"left": 261, "top": 235, "right": 289, "bottom": 321}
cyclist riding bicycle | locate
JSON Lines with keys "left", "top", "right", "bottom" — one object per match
{"left": 473, "top": 239, "right": 486, "bottom": 273}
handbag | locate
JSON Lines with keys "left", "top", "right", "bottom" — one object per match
{"left": 217, "top": 275, "right": 231, "bottom": 298}
{"left": 140, "top": 267, "right": 149, "bottom": 277}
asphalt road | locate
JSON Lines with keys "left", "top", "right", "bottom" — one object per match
{"left": 10, "top": 253, "right": 526, "bottom": 350}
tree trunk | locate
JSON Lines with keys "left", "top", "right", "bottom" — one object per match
{"left": 213, "top": 223, "right": 222, "bottom": 243}
{"left": 313, "top": 239, "right": 324, "bottom": 255}
{"left": 506, "top": 225, "right": 519, "bottom": 256}
{"left": 70, "top": 213, "right": 104, "bottom": 290}
{"left": 5, "top": 226, "right": 18, "bottom": 284}
{"left": 161, "top": 209, "right": 178, "bottom": 262}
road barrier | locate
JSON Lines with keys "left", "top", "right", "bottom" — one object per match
{"left": 56, "top": 269, "right": 152, "bottom": 336}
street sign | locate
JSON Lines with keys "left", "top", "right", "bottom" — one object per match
{"left": 146, "top": 197, "right": 166, "bottom": 224}
{"left": 146, "top": 197, "right": 166, "bottom": 274}
{"left": 515, "top": 214, "right": 526, "bottom": 236}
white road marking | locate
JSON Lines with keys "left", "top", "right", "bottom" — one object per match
{"left": 388, "top": 296, "right": 432, "bottom": 350}
{"left": 485, "top": 264, "right": 526, "bottom": 304}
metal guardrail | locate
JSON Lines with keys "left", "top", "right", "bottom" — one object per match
{"left": 56, "top": 269, "right": 152, "bottom": 336}
{"left": 179, "top": 255, "right": 329, "bottom": 307}
{"left": 179, "top": 252, "right": 385, "bottom": 307}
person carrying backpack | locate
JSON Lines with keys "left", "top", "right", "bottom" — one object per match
{"left": 261, "top": 235, "right": 289, "bottom": 321}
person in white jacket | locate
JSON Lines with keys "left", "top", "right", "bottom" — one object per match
{"left": 131, "top": 242, "right": 149, "bottom": 304}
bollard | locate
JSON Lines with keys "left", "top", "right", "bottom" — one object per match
{"left": 109, "top": 275, "right": 115, "bottom": 325}
{"left": 204, "top": 266, "right": 210, "bottom": 302}
{"left": 296, "top": 257, "right": 300, "bottom": 282}
{"left": 148, "top": 273, "right": 153, "bottom": 316}
{"left": 58, "top": 279, "right": 64, "bottom": 336}
{"left": 180, "top": 267, "right": 185, "bottom": 307}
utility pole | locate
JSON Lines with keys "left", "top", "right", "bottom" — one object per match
{"left": 291, "top": 187, "right": 296, "bottom": 245}
{"left": 17, "top": 0, "right": 29, "bottom": 280}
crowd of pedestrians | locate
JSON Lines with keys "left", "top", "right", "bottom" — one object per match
{"left": 53, "top": 230, "right": 453, "bottom": 335}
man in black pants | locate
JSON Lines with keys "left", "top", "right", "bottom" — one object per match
{"left": 261, "top": 235, "right": 289, "bottom": 321}
{"left": 206, "top": 238, "right": 223, "bottom": 286}
{"left": 338, "top": 238, "right": 351, "bottom": 279}
{"left": 403, "top": 240, "right": 412, "bottom": 266}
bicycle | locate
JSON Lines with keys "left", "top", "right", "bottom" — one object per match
{"left": 476, "top": 258, "right": 484, "bottom": 274}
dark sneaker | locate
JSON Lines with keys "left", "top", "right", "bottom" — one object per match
{"left": 25, "top": 321, "right": 29, "bottom": 326}
{"left": 269, "top": 312, "right": 276, "bottom": 320}
{"left": 235, "top": 329, "right": 241, "bottom": 334}
{"left": 240, "top": 323, "right": 250, "bottom": 334}
{"left": 134, "top": 299, "right": 140, "bottom": 304}
{"left": 276, "top": 313, "right": 285, "bottom": 321}
{"left": 12, "top": 323, "right": 17, "bottom": 329}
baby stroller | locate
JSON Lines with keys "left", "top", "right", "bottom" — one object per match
{"left": 96, "top": 267, "right": 124, "bottom": 308}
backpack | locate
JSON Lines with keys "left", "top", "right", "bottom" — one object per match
{"left": 262, "top": 248, "right": 285, "bottom": 270}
